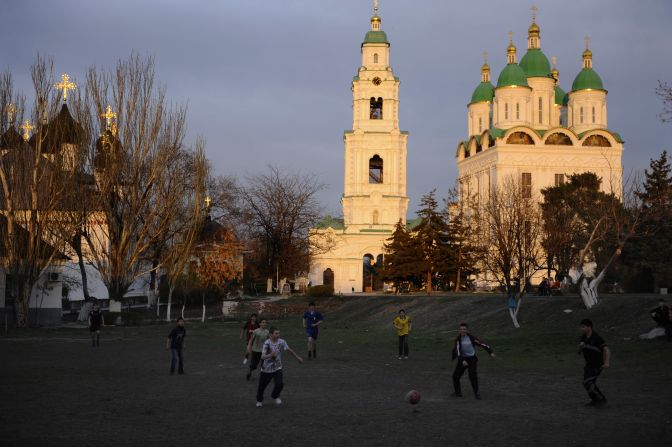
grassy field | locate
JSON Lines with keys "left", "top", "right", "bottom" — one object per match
{"left": 1, "top": 293, "right": 671, "bottom": 446}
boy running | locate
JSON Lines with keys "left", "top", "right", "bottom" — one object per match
{"left": 256, "top": 327, "right": 303, "bottom": 407}
{"left": 302, "top": 302, "right": 323, "bottom": 359}
{"left": 88, "top": 303, "right": 104, "bottom": 347}
{"left": 166, "top": 317, "right": 187, "bottom": 375}
{"left": 451, "top": 323, "right": 495, "bottom": 400}
{"left": 392, "top": 309, "right": 412, "bottom": 359}
{"left": 578, "top": 319, "right": 611, "bottom": 407}
{"left": 246, "top": 318, "right": 269, "bottom": 381}
{"left": 240, "top": 313, "right": 259, "bottom": 365}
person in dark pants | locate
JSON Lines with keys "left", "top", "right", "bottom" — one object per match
{"left": 88, "top": 303, "right": 104, "bottom": 347}
{"left": 256, "top": 327, "right": 303, "bottom": 407}
{"left": 578, "top": 319, "right": 611, "bottom": 407}
{"left": 651, "top": 299, "right": 671, "bottom": 340}
{"left": 240, "top": 313, "right": 259, "bottom": 365}
{"left": 451, "top": 323, "right": 495, "bottom": 400}
{"left": 246, "top": 318, "right": 269, "bottom": 381}
{"left": 166, "top": 318, "right": 186, "bottom": 375}
{"left": 303, "top": 302, "right": 324, "bottom": 359}
{"left": 392, "top": 309, "right": 412, "bottom": 359}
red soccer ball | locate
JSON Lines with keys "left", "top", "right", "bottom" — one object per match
{"left": 406, "top": 389, "right": 421, "bottom": 405}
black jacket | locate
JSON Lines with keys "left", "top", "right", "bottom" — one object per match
{"left": 452, "top": 334, "right": 493, "bottom": 360}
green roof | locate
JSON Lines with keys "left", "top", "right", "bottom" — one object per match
{"left": 406, "top": 217, "right": 422, "bottom": 230}
{"left": 571, "top": 68, "right": 604, "bottom": 91}
{"left": 489, "top": 127, "right": 506, "bottom": 139}
{"left": 578, "top": 130, "right": 624, "bottom": 143}
{"left": 519, "top": 49, "right": 552, "bottom": 78}
{"left": 554, "top": 85, "right": 567, "bottom": 105}
{"left": 470, "top": 81, "right": 494, "bottom": 104}
{"left": 316, "top": 216, "right": 345, "bottom": 230}
{"left": 496, "top": 64, "right": 529, "bottom": 88}
{"left": 363, "top": 30, "right": 389, "bottom": 44}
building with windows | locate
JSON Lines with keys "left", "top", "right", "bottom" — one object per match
{"left": 456, "top": 10, "right": 623, "bottom": 207}
{"left": 309, "top": 3, "right": 409, "bottom": 293}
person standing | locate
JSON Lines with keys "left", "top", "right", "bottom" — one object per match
{"left": 303, "top": 302, "right": 323, "bottom": 359}
{"left": 246, "top": 318, "right": 269, "bottom": 381}
{"left": 650, "top": 299, "right": 671, "bottom": 340}
{"left": 256, "top": 327, "right": 303, "bottom": 407}
{"left": 578, "top": 319, "right": 611, "bottom": 407}
{"left": 88, "top": 303, "right": 105, "bottom": 347}
{"left": 451, "top": 323, "right": 495, "bottom": 400}
{"left": 166, "top": 317, "right": 187, "bottom": 375}
{"left": 241, "top": 313, "right": 259, "bottom": 364}
{"left": 392, "top": 309, "right": 412, "bottom": 359}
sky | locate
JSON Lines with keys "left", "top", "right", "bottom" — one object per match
{"left": 2, "top": 0, "right": 671, "bottom": 217}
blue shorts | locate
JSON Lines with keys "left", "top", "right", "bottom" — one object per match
{"left": 306, "top": 329, "right": 318, "bottom": 340}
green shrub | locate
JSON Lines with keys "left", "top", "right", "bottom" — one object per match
{"left": 307, "top": 285, "right": 334, "bottom": 298}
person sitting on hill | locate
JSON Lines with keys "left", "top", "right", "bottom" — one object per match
{"left": 651, "top": 299, "right": 671, "bottom": 340}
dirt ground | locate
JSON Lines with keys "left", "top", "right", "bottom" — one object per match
{"left": 1, "top": 294, "right": 671, "bottom": 447}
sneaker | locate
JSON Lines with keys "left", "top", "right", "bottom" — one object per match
{"left": 243, "top": 358, "right": 248, "bottom": 365}
{"left": 398, "top": 356, "right": 403, "bottom": 360}
{"left": 475, "top": 394, "right": 482, "bottom": 400}
{"left": 450, "top": 392, "right": 463, "bottom": 398}
{"left": 246, "top": 372, "right": 251, "bottom": 381}
{"left": 275, "top": 398, "right": 282, "bottom": 405}
{"left": 256, "top": 402, "right": 263, "bottom": 408}
{"left": 404, "top": 356, "right": 409, "bottom": 360}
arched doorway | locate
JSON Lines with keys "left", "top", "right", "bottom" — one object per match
{"left": 323, "top": 268, "right": 334, "bottom": 287}
{"left": 362, "top": 254, "right": 384, "bottom": 292}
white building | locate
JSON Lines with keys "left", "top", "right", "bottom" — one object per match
{"left": 309, "top": 3, "right": 409, "bottom": 294}
{"left": 457, "top": 12, "right": 623, "bottom": 206}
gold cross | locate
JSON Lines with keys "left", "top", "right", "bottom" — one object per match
{"left": 20, "top": 120, "right": 34, "bottom": 141}
{"left": 551, "top": 56, "right": 557, "bottom": 68}
{"left": 205, "top": 195, "right": 212, "bottom": 208}
{"left": 531, "top": 4, "right": 538, "bottom": 22}
{"left": 7, "top": 103, "right": 15, "bottom": 124}
{"left": 55, "top": 73, "right": 76, "bottom": 102}
{"left": 482, "top": 50, "right": 488, "bottom": 65}
{"left": 374, "top": 0, "right": 379, "bottom": 15}
{"left": 585, "top": 34, "right": 590, "bottom": 50}
{"left": 509, "top": 31, "right": 513, "bottom": 44}
{"left": 101, "top": 105, "right": 117, "bottom": 131}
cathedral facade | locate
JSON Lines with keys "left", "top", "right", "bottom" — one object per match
{"left": 456, "top": 11, "right": 623, "bottom": 208}
{"left": 309, "top": 5, "right": 409, "bottom": 294}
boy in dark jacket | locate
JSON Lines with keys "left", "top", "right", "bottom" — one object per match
{"left": 166, "top": 318, "right": 186, "bottom": 375}
{"left": 451, "top": 323, "right": 495, "bottom": 399}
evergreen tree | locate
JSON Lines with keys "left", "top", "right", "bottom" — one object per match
{"left": 380, "top": 220, "right": 421, "bottom": 292}
{"left": 446, "top": 201, "right": 482, "bottom": 291}
{"left": 414, "top": 190, "right": 453, "bottom": 295}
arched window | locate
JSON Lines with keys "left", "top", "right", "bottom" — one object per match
{"left": 516, "top": 103, "right": 520, "bottom": 120}
{"left": 580, "top": 107, "right": 584, "bottom": 124}
{"left": 545, "top": 132, "right": 573, "bottom": 146}
{"left": 478, "top": 117, "right": 482, "bottom": 133}
{"left": 582, "top": 134, "right": 611, "bottom": 147}
{"left": 504, "top": 103, "right": 509, "bottom": 120}
{"left": 538, "top": 97, "right": 543, "bottom": 123}
{"left": 323, "top": 268, "right": 334, "bottom": 287}
{"left": 506, "top": 131, "right": 535, "bottom": 145}
{"left": 373, "top": 53, "right": 379, "bottom": 64}
{"left": 372, "top": 210, "right": 379, "bottom": 225}
{"left": 592, "top": 106, "right": 596, "bottom": 124}
{"left": 369, "top": 155, "right": 383, "bottom": 183}
{"left": 370, "top": 97, "right": 383, "bottom": 119}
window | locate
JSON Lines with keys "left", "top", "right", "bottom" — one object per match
{"left": 538, "top": 97, "right": 543, "bottom": 123}
{"left": 372, "top": 210, "right": 379, "bottom": 225}
{"left": 504, "top": 103, "right": 509, "bottom": 120}
{"left": 323, "top": 268, "right": 334, "bottom": 287}
{"left": 554, "top": 173, "right": 565, "bottom": 186}
{"left": 522, "top": 172, "right": 532, "bottom": 199}
{"left": 369, "top": 155, "right": 383, "bottom": 183}
{"left": 373, "top": 53, "right": 378, "bottom": 64}
{"left": 370, "top": 97, "right": 383, "bottom": 119}
{"left": 580, "top": 107, "right": 584, "bottom": 124}
{"left": 478, "top": 117, "right": 482, "bottom": 133}
{"left": 516, "top": 103, "right": 520, "bottom": 120}
{"left": 592, "top": 106, "right": 596, "bottom": 124}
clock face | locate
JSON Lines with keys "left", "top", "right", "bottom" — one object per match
{"left": 372, "top": 77, "right": 382, "bottom": 86}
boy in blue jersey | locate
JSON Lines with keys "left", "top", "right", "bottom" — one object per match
{"left": 302, "top": 302, "right": 323, "bottom": 359}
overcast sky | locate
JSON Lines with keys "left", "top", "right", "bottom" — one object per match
{"left": 2, "top": 0, "right": 671, "bottom": 216}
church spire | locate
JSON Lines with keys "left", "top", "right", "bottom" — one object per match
{"left": 507, "top": 32, "right": 517, "bottom": 64}
{"left": 528, "top": 5, "right": 541, "bottom": 49}
{"left": 481, "top": 51, "right": 491, "bottom": 83}
{"left": 582, "top": 34, "right": 593, "bottom": 69}
{"left": 371, "top": 0, "right": 381, "bottom": 31}
{"left": 551, "top": 56, "right": 559, "bottom": 82}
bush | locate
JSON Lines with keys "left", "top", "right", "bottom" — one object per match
{"left": 307, "top": 285, "right": 334, "bottom": 298}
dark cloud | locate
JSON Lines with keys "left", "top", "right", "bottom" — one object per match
{"left": 2, "top": 0, "right": 670, "bottom": 216}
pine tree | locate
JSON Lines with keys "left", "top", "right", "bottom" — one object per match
{"left": 380, "top": 220, "right": 421, "bottom": 292}
{"left": 414, "top": 191, "right": 453, "bottom": 295}
{"left": 446, "top": 201, "right": 482, "bottom": 291}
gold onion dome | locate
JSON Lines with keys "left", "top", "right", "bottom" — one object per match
{"left": 528, "top": 22, "right": 540, "bottom": 35}
{"left": 371, "top": 15, "right": 381, "bottom": 23}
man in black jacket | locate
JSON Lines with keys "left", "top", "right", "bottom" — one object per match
{"left": 451, "top": 323, "right": 495, "bottom": 400}
{"left": 578, "top": 319, "right": 611, "bottom": 407}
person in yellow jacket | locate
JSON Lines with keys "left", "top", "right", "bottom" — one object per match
{"left": 393, "top": 309, "right": 412, "bottom": 359}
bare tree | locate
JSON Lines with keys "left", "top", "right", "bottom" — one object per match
{"left": 656, "top": 81, "right": 672, "bottom": 123}
{"left": 0, "top": 57, "right": 79, "bottom": 326}
{"left": 477, "top": 176, "right": 544, "bottom": 328}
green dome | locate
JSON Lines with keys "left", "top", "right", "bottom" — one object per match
{"left": 519, "top": 49, "right": 552, "bottom": 77}
{"left": 571, "top": 68, "right": 604, "bottom": 91}
{"left": 496, "top": 64, "right": 529, "bottom": 88}
{"left": 363, "top": 30, "right": 389, "bottom": 44}
{"left": 554, "top": 85, "right": 567, "bottom": 105}
{"left": 470, "top": 81, "right": 494, "bottom": 104}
